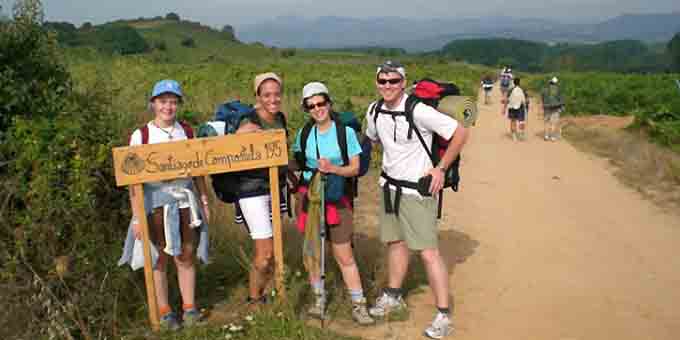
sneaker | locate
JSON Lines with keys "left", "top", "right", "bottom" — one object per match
{"left": 544, "top": 134, "right": 550, "bottom": 141}
{"left": 159, "top": 312, "right": 181, "bottom": 331}
{"left": 368, "top": 292, "right": 406, "bottom": 318}
{"left": 182, "top": 308, "right": 201, "bottom": 327}
{"left": 351, "top": 298, "right": 375, "bottom": 325}
{"left": 549, "top": 136, "right": 558, "bottom": 142}
{"left": 307, "top": 294, "right": 326, "bottom": 319}
{"left": 424, "top": 312, "right": 453, "bottom": 339}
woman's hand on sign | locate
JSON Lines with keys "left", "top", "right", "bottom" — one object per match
{"left": 236, "top": 122, "right": 262, "bottom": 134}
{"left": 318, "top": 158, "right": 336, "bottom": 174}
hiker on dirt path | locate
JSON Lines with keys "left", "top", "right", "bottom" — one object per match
{"left": 542, "top": 76, "right": 564, "bottom": 141}
{"left": 502, "top": 77, "right": 529, "bottom": 141}
{"left": 481, "top": 74, "right": 494, "bottom": 104}
{"left": 499, "top": 67, "right": 513, "bottom": 97}
{"left": 119, "top": 79, "right": 211, "bottom": 330}
{"left": 365, "top": 60, "right": 468, "bottom": 339}
{"left": 292, "top": 82, "right": 374, "bottom": 325}
{"left": 235, "top": 72, "right": 289, "bottom": 309}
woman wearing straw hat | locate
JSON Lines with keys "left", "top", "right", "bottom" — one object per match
{"left": 234, "top": 72, "right": 289, "bottom": 308}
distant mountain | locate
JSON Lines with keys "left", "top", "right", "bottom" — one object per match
{"left": 237, "top": 13, "right": 680, "bottom": 52}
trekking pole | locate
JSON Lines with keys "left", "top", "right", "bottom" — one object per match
{"left": 319, "top": 173, "right": 327, "bottom": 327}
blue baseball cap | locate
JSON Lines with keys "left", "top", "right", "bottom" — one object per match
{"left": 150, "top": 79, "right": 183, "bottom": 101}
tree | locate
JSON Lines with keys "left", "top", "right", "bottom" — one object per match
{"left": 222, "top": 24, "right": 234, "bottom": 36}
{"left": 165, "top": 12, "right": 180, "bottom": 21}
{"left": 0, "top": 0, "right": 71, "bottom": 134}
{"left": 669, "top": 33, "right": 680, "bottom": 72}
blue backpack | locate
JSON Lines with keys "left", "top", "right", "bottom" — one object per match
{"left": 198, "top": 100, "right": 287, "bottom": 203}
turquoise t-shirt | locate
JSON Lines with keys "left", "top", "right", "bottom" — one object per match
{"left": 293, "top": 121, "right": 362, "bottom": 181}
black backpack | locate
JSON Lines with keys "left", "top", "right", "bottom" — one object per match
{"left": 371, "top": 79, "right": 463, "bottom": 219}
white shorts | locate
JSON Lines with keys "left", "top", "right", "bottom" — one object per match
{"left": 238, "top": 195, "right": 273, "bottom": 240}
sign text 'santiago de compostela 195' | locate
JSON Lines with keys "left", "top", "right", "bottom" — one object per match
{"left": 112, "top": 130, "right": 288, "bottom": 186}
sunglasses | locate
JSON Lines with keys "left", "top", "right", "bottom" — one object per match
{"left": 377, "top": 78, "right": 402, "bottom": 85}
{"left": 306, "top": 100, "right": 328, "bottom": 110}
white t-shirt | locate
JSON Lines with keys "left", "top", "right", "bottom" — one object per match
{"left": 365, "top": 95, "right": 459, "bottom": 197}
{"left": 129, "top": 121, "right": 193, "bottom": 205}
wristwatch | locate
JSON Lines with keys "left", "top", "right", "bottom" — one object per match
{"left": 436, "top": 164, "right": 447, "bottom": 172}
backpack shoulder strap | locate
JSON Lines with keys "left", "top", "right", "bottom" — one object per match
{"left": 334, "top": 118, "right": 350, "bottom": 166}
{"left": 296, "top": 120, "right": 315, "bottom": 170}
{"left": 371, "top": 99, "right": 384, "bottom": 125}
{"left": 140, "top": 124, "right": 149, "bottom": 144}
{"left": 179, "top": 121, "right": 194, "bottom": 139}
{"left": 404, "top": 98, "right": 435, "bottom": 165}
{"left": 404, "top": 95, "right": 421, "bottom": 140}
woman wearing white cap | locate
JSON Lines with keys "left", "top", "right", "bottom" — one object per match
{"left": 234, "top": 72, "right": 289, "bottom": 307}
{"left": 292, "top": 81, "right": 374, "bottom": 325}
{"left": 120, "top": 79, "right": 211, "bottom": 330}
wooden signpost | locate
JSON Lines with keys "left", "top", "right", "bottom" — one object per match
{"left": 112, "top": 129, "right": 288, "bottom": 331}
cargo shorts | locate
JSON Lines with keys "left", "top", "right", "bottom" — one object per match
{"left": 378, "top": 189, "right": 438, "bottom": 250}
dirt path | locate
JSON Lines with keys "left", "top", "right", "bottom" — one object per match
{"left": 337, "top": 85, "right": 680, "bottom": 339}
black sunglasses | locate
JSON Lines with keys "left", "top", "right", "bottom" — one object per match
{"left": 377, "top": 78, "right": 402, "bottom": 85}
{"left": 306, "top": 100, "right": 328, "bottom": 110}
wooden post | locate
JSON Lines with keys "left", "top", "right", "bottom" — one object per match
{"left": 129, "top": 184, "right": 160, "bottom": 331}
{"left": 269, "top": 166, "right": 285, "bottom": 296}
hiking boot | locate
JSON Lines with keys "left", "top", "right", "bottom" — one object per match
{"left": 511, "top": 132, "right": 518, "bottom": 142}
{"left": 368, "top": 292, "right": 406, "bottom": 318}
{"left": 182, "top": 308, "right": 201, "bottom": 327}
{"left": 519, "top": 131, "right": 527, "bottom": 141}
{"left": 423, "top": 312, "right": 453, "bottom": 339}
{"left": 159, "top": 312, "right": 181, "bottom": 331}
{"left": 307, "top": 294, "right": 326, "bottom": 320}
{"left": 351, "top": 298, "right": 375, "bottom": 325}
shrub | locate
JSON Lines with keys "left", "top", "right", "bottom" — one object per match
{"left": 181, "top": 36, "right": 196, "bottom": 48}
{"left": 165, "top": 12, "right": 180, "bottom": 21}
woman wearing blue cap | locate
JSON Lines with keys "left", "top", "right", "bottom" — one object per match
{"left": 119, "top": 80, "right": 210, "bottom": 330}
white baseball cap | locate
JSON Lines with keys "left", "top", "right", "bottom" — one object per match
{"left": 301, "top": 81, "right": 329, "bottom": 104}
{"left": 376, "top": 60, "right": 406, "bottom": 79}
{"left": 550, "top": 76, "right": 559, "bottom": 84}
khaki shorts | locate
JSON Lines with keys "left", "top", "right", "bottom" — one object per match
{"left": 379, "top": 190, "right": 438, "bottom": 250}
{"left": 544, "top": 107, "right": 561, "bottom": 123}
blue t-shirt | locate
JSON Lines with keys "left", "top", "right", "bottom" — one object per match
{"left": 293, "top": 122, "right": 362, "bottom": 181}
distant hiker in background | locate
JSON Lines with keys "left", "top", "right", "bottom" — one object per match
{"left": 542, "top": 76, "right": 564, "bottom": 141}
{"left": 499, "top": 67, "right": 513, "bottom": 97}
{"left": 236, "top": 72, "right": 289, "bottom": 309}
{"left": 502, "top": 77, "right": 529, "bottom": 141}
{"left": 366, "top": 60, "right": 468, "bottom": 339}
{"left": 292, "top": 82, "right": 374, "bottom": 325}
{"left": 481, "top": 74, "right": 494, "bottom": 104}
{"left": 119, "top": 80, "right": 211, "bottom": 330}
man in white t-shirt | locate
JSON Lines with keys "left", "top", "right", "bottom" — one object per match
{"left": 365, "top": 60, "right": 468, "bottom": 339}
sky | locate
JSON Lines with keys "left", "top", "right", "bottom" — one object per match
{"left": 3, "top": 0, "right": 680, "bottom": 28}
